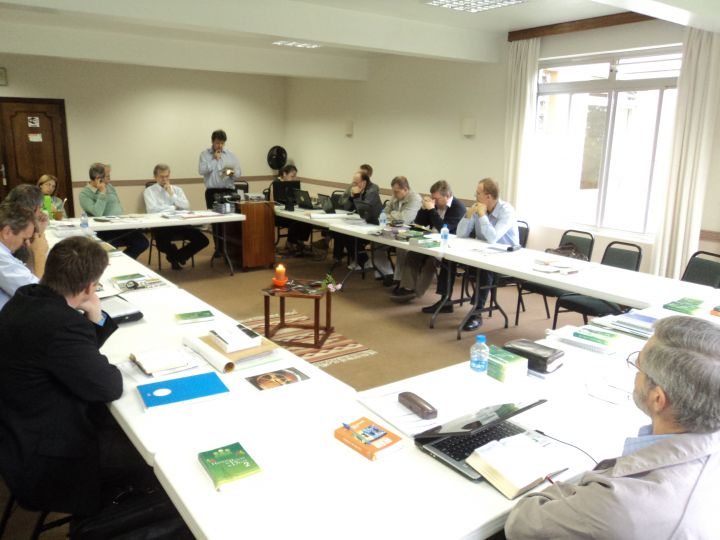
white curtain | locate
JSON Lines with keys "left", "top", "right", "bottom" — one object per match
{"left": 653, "top": 28, "right": 720, "bottom": 278}
{"left": 504, "top": 38, "right": 540, "bottom": 208}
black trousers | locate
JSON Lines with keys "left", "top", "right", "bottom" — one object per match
{"left": 204, "top": 188, "right": 234, "bottom": 251}
{"left": 437, "top": 263, "right": 494, "bottom": 309}
{"left": 152, "top": 226, "right": 209, "bottom": 263}
{"left": 97, "top": 230, "right": 149, "bottom": 260}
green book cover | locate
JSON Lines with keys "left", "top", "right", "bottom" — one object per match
{"left": 663, "top": 297, "right": 703, "bottom": 315}
{"left": 198, "top": 442, "right": 261, "bottom": 490}
{"left": 488, "top": 346, "right": 528, "bottom": 382}
{"left": 175, "top": 310, "right": 214, "bottom": 324}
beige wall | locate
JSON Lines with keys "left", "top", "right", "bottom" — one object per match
{"left": 285, "top": 54, "right": 508, "bottom": 198}
{"left": 0, "top": 54, "right": 286, "bottom": 213}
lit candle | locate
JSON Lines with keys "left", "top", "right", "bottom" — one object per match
{"left": 275, "top": 264, "right": 286, "bottom": 281}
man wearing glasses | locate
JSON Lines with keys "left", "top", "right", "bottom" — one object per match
{"left": 505, "top": 316, "right": 720, "bottom": 538}
{"left": 79, "top": 162, "right": 149, "bottom": 259}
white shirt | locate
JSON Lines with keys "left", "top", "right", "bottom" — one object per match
{"left": 143, "top": 183, "right": 191, "bottom": 214}
{"left": 0, "top": 243, "right": 39, "bottom": 310}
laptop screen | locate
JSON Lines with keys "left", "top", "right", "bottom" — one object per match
{"left": 415, "top": 400, "right": 546, "bottom": 440}
{"left": 274, "top": 180, "right": 301, "bottom": 203}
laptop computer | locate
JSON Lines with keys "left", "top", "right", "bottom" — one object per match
{"left": 317, "top": 194, "right": 333, "bottom": 213}
{"left": 415, "top": 399, "right": 546, "bottom": 481}
{"left": 294, "top": 189, "right": 322, "bottom": 210}
{"left": 354, "top": 200, "right": 381, "bottom": 225}
{"left": 273, "top": 180, "right": 301, "bottom": 205}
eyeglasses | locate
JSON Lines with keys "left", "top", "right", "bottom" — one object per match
{"left": 626, "top": 351, "right": 640, "bottom": 370}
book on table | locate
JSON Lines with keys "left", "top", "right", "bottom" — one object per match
{"left": 334, "top": 417, "right": 404, "bottom": 461}
{"left": 662, "top": 297, "right": 703, "bottom": 315}
{"left": 111, "top": 272, "right": 166, "bottom": 292}
{"left": 130, "top": 346, "right": 201, "bottom": 377}
{"left": 182, "top": 334, "right": 279, "bottom": 374}
{"left": 198, "top": 442, "right": 261, "bottom": 490}
{"left": 175, "top": 310, "right": 214, "bottom": 324}
{"left": 465, "top": 431, "right": 569, "bottom": 500}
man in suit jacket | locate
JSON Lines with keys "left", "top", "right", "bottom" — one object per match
{"left": 391, "top": 179, "right": 466, "bottom": 308}
{"left": 0, "top": 236, "right": 146, "bottom": 515}
{"left": 506, "top": 316, "right": 720, "bottom": 539}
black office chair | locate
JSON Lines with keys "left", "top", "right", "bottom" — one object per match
{"left": 515, "top": 229, "right": 595, "bottom": 326}
{"left": 552, "top": 241, "right": 643, "bottom": 328}
{"left": 234, "top": 180, "right": 249, "bottom": 196}
{"left": 681, "top": 251, "right": 720, "bottom": 288}
{"left": 143, "top": 181, "right": 197, "bottom": 271}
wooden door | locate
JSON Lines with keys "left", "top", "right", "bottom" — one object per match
{"left": 0, "top": 99, "right": 74, "bottom": 216}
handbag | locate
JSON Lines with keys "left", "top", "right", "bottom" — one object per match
{"left": 545, "top": 243, "right": 589, "bottom": 261}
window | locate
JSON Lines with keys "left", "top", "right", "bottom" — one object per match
{"left": 525, "top": 48, "right": 680, "bottom": 235}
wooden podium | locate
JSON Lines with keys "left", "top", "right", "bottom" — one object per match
{"left": 226, "top": 201, "right": 275, "bottom": 271}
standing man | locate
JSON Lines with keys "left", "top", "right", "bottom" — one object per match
{"left": 391, "top": 180, "right": 465, "bottom": 306}
{"left": 198, "top": 129, "right": 241, "bottom": 256}
{"left": 0, "top": 236, "right": 149, "bottom": 516}
{"left": 456, "top": 178, "right": 519, "bottom": 330}
{"left": 144, "top": 164, "right": 209, "bottom": 270}
{"left": 0, "top": 203, "right": 39, "bottom": 309}
{"left": 505, "top": 316, "right": 720, "bottom": 539}
{"left": 79, "top": 163, "right": 149, "bottom": 259}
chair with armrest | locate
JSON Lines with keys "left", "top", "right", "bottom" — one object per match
{"left": 552, "top": 241, "right": 643, "bottom": 328}
{"left": 681, "top": 251, "right": 720, "bottom": 288}
{"left": 515, "top": 229, "right": 595, "bottom": 326}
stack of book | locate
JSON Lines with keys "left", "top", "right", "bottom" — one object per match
{"left": 487, "top": 346, "right": 528, "bottom": 383}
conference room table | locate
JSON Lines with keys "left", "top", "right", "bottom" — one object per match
{"left": 50, "top": 211, "right": 246, "bottom": 274}
{"left": 274, "top": 207, "right": 720, "bottom": 310}
{"left": 42, "top": 226, "right": 715, "bottom": 540}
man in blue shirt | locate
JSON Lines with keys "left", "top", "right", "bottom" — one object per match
{"left": 198, "top": 129, "right": 241, "bottom": 256}
{"left": 456, "top": 178, "right": 519, "bottom": 331}
{"left": 0, "top": 203, "right": 38, "bottom": 309}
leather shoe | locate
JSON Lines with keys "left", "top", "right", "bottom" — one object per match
{"left": 390, "top": 288, "right": 416, "bottom": 303}
{"left": 422, "top": 300, "right": 453, "bottom": 314}
{"left": 463, "top": 315, "right": 482, "bottom": 331}
{"left": 169, "top": 257, "right": 183, "bottom": 271}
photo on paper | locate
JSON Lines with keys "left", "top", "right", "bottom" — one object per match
{"left": 246, "top": 367, "right": 309, "bottom": 391}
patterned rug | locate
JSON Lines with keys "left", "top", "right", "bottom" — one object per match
{"left": 240, "top": 312, "right": 377, "bottom": 368}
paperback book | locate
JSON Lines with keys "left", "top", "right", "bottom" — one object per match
{"left": 662, "top": 297, "right": 703, "bottom": 315}
{"left": 175, "top": 310, "right": 214, "bottom": 324}
{"left": 487, "top": 346, "right": 528, "bottom": 383}
{"left": 466, "top": 431, "right": 568, "bottom": 500}
{"left": 198, "top": 442, "right": 261, "bottom": 490}
{"left": 136, "top": 371, "right": 229, "bottom": 409}
{"left": 334, "top": 417, "right": 404, "bottom": 461}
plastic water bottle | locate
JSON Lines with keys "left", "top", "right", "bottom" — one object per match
{"left": 440, "top": 223, "right": 449, "bottom": 249}
{"left": 378, "top": 209, "right": 387, "bottom": 228}
{"left": 80, "top": 212, "right": 90, "bottom": 235}
{"left": 470, "top": 335, "right": 489, "bottom": 374}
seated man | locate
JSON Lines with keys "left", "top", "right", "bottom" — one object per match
{"left": 270, "top": 164, "right": 313, "bottom": 255}
{"left": 505, "top": 316, "right": 720, "bottom": 539}
{"left": 390, "top": 180, "right": 465, "bottom": 306}
{"left": 4, "top": 184, "right": 49, "bottom": 277}
{"left": 333, "top": 171, "right": 383, "bottom": 266}
{"left": 0, "top": 203, "right": 39, "bottom": 309}
{"left": 0, "top": 236, "right": 149, "bottom": 516}
{"left": 374, "top": 175, "right": 422, "bottom": 286}
{"left": 144, "top": 163, "right": 209, "bottom": 270}
{"left": 455, "top": 177, "right": 518, "bottom": 331}
{"left": 79, "top": 162, "right": 149, "bottom": 259}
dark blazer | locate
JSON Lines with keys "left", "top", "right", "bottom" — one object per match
{"left": 414, "top": 197, "right": 467, "bottom": 233}
{"left": 0, "top": 284, "right": 120, "bottom": 515}
{"left": 339, "top": 182, "right": 383, "bottom": 222}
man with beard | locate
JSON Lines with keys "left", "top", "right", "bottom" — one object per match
{"left": 505, "top": 316, "right": 720, "bottom": 539}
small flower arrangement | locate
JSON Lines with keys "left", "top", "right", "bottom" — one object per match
{"left": 320, "top": 273, "right": 342, "bottom": 293}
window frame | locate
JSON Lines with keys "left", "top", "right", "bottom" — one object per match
{"left": 535, "top": 46, "right": 681, "bottom": 235}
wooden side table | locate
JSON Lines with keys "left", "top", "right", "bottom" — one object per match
{"left": 262, "top": 281, "right": 334, "bottom": 348}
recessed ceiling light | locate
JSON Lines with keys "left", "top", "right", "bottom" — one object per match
{"left": 425, "top": 0, "right": 524, "bottom": 13}
{"left": 272, "top": 40, "right": 321, "bottom": 49}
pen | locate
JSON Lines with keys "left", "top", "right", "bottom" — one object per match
{"left": 544, "top": 468, "right": 568, "bottom": 484}
{"left": 342, "top": 423, "right": 368, "bottom": 444}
